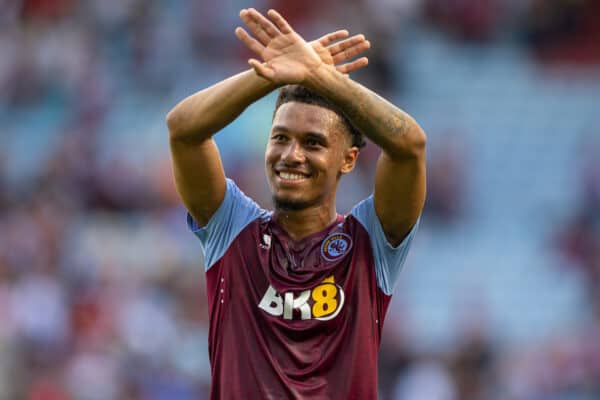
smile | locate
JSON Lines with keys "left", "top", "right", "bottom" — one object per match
{"left": 279, "top": 172, "right": 306, "bottom": 180}
{"left": 275, "top": 170, "right": 310, "bottom": 183}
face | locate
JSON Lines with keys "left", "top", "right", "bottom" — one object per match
{"left": 265, "top": 102, "right": 358, "bottom": 211}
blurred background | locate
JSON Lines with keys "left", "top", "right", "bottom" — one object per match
{"left": 1, "top": 0, "right": 600, "bottom": 399}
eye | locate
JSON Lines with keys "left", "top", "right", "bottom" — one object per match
{"left": 305, "top": 137, "right": 325, "bottom": 149}
{"left": 271, "top": 134, "right": 287, "bottom": 142}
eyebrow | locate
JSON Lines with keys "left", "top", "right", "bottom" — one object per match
{"left": 271, "top": 125, "right": 328, "bottom": 143}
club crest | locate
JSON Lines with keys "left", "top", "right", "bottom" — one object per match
{"left": 321, "top": 233, "right": 352, "bottom": 261}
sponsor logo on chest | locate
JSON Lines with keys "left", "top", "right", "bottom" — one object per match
{"left": 258, "top": 276, "right": 345, "bottom": 321}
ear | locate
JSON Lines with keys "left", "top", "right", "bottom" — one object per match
{"left": 340, "top": 146, "right": 359, "bottom": 174}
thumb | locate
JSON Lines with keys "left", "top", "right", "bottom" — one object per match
{"left": 249, "top": 59, "right": 276, "bottom": 80}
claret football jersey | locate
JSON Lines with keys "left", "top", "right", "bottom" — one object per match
{"left": 187, "top": 179, "right": 419, "bottom": 400}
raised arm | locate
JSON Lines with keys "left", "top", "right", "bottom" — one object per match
{"left": 167, "top": 70, "right": 274, "bottom": 227}
{"left": 306, "top": 68, "right": 426, "bottom": 246}
{"left": 166, "top": 12, "right": 371, "bottom": 226}
{"left": 238, "top": 9, "right": 426, "bottom": 245}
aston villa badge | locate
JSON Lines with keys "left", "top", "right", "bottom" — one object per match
{"left": 321, "top": 233, "right": 352, "bottom": 261}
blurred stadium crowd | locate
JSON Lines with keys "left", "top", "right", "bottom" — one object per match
{"left": 1, "top": 0, "right": 600, "bottom": 399}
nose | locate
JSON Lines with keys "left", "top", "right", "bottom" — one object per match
{"left": 281, "top": 140, "right": 305, "bottom": 164}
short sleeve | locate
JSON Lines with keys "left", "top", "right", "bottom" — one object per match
{"left": 186, "top": 178, "right": 266, "bottom": 270}
{"left": 351, "top": 195, "right": 420, "bottom": 295}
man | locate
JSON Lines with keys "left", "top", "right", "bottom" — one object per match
{"left": 166, "top": 8, "right": 426, "bottom": 399}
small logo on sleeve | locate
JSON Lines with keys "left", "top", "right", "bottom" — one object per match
{"left": 321, "top": 233, "right": 352, "bottom": 261}
{"left": 260, "top": 234, "right": 271, "bottom": 250}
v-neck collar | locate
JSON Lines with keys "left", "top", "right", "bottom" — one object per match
{"left": 269, "top": 214, "right": 345, "bottom": 248}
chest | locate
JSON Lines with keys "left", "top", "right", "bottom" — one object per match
{"left": 206, "top": 219, "right": 377, "bottom": 326}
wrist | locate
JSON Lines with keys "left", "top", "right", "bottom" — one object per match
{"left": 303, "top": 62, "right": 343, "bottom": 92}
{"left": 247, "top": 68, "right": 280, "bottom": 91}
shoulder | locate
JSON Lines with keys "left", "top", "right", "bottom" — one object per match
{"left": 189, "top": 179, "right": 265, "bottom": 227}
{"left": 349, "top": 195, "right": 420, "bottom": 295}
{"left": 187, "top": 178, "right": 269, "bottom": 270}
{"left": 349, "top": 196, "right": 377, "bottom": 231}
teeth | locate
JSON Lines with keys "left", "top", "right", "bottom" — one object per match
{"left": 280, "top": 172, "right": 306, "bottom": 180}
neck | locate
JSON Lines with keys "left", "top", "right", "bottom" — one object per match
{"left": 273, "top": 202, "right": 337, "bottom": 241}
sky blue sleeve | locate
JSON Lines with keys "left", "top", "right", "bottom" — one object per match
{"left": 351, "top": 196, "right": 420, "bottom": 295}
{"left": 186, "top": 179, "right": 265, "bottom": 270}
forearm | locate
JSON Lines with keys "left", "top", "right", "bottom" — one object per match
{"left": 304, "top": 65, "right": 426, "bottom": 158}
{"left": 166, "top": 69, "right": 277, "bottom": 142}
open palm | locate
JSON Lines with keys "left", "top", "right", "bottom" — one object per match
{"left": 235, "top": 9, "right": 370, "bottom": 84}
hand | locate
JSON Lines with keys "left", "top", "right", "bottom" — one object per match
{"left": 310, "top": 30, "right": 370, "bottom": 74}
{"left": 235, "top": 8, "right": 370, "bottom": 85}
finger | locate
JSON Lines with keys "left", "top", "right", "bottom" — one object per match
{"left": 317, "top": 30, "right": 349, "bottom": 47}
{"left": 240, "top": 9, "right": 271, "bottom": 45}
{"left": 332, "top": 40, "right": 371, "bottom": 64}
{"left": 328, "top": 35, "right": 368, "bottom": 56}
{"left": 246, "top": 8, "right": 280, "bottom": 38}
{"left": 336, "top": 57, "right": 369, "bottom": 74}
{"left": 267, "top": 9, "right": 294, "bottom": 34}
{"left": 248, "top": 59, "right": 275, "bottom": 80}
{"left": 235, "top": 27, "right": 265, "bottom": 55}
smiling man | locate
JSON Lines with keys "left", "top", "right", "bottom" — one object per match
{"left": 166, "top": 8, "right": 426, "bottom": 400}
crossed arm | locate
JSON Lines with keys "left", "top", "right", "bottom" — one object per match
{"left": 167, "top": 9, "right": 426, "bottom": 245}
{"left": 167, "top": 21, "right": 371, "bottom": 227}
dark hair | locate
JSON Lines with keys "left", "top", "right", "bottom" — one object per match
{"left": 274, "top": 85, "right": 366, "bottom": 149}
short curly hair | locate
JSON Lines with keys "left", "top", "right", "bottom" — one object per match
{"left": 273, "top": 85, "right": 366, "bottom": 149}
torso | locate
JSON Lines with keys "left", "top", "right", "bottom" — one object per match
{"left": 205, "top": 214, "right": 391, "bottom": 400}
